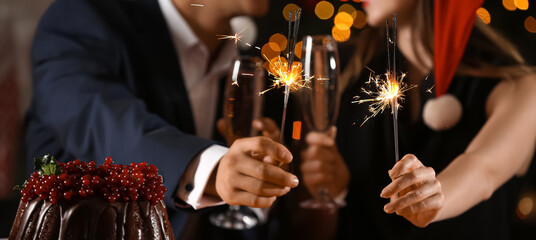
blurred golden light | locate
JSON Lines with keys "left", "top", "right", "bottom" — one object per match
{"left": 261, "top": 43, "right": 280, "bottom": 62}
{"left": 315, "top": 1, "right": 335, "bottom": 20}
{"left": 503, "top": 0, "right": 517, "bottom": 11}
{"left": 332, "top": 26, "right": 351, "bottom": 42}
{"left": 514, "top": 0, "right": 529, "bottom": 10}
{"left": 338, "top": 4, "right": 357, "bottom": 19}
{"left": 268, "top": 33, "right": 288, "bottom": 52}
{"left": 334, "top": 12, "right": 354, "bottom": 30}
{"left": 525, "top": 16, "right": 536, "bottom": 33}
{"left": 353, "top": 10, "right": 367, "bottom": 29}
{"left": 292, "top": 121, "right": 302, "bottom": 140}
{"left": 476, "top": 8, "right": 491, "bottom": 24}
{"left": 294, "top": 41, "right": 303, "bottom": 59}
{"left": 353, "top": 0, "right": 362, "bottom": 2}
{"left": 283, "top": 3, "right": 301, "bottom": 21}
{"left": 517, "top": 197, "right": 533, "bottom": 219}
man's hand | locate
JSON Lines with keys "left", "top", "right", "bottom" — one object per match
{"left": 215, "top": 136, "right": 298, "bottom": 208}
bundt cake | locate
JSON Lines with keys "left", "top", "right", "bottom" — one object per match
{"left": 9, "top": 155, "right": 174, "bottom": 240}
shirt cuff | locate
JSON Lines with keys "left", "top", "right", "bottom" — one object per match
{"left": 176, "top": 144, "right": 228, "bottom": 209}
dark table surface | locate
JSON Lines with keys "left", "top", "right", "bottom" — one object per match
{"left": 0, "top": 198, "right": 20, "bottom": 238}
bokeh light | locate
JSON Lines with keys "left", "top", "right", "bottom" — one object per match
{"left": 332, "top": 26, "right": 351, "bottom": 42}
{"left": 514, "top": 0, "right": 529, "bottom": 10}
{"left": 261, "top": 43, "right": 280, "bottom": 62}
{"left": 525, "top": 16, "right": 536, "bottom": 33}
{"left": 353, "top": 10, "right": 367, "bottom": 29}
{"left": 476, "top": 8, "right": 491, "bottom": 24}
{"left": 268, "top": 33, "right": 288, "bottom": 52}
{"left": 282, "top": 3, "right": 301, "bottom": 21}
{"left": 338, "top": 4, "right": 357, "bottom": 19}
{"left": 315, "top": 1, "right": 335, "bottom": 20}
{"left": 517, "top": 196, "right": 534, "bottom": 219}
{"left": 294, "top": 41, "right": 303, "bottom": 59}
{"left": 503, "top": 0, "right": 517, "bottom": 11}
{"left": 334, "top": 12, "right": 354, "bottom": 30}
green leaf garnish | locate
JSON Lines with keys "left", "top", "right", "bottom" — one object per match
{"left": 13, "top": 155, "right": 62, "bottom": 192}
{"left": 13, "top": 180, "right": 28, "bottom": 191}
{"left": 33, "top": 154, "right": 61, "bottom": 176}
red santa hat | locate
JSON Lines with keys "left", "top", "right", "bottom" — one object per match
{"left": 423, "top": 0, "right": 484, "bottom": 131}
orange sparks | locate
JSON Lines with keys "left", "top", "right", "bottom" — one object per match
{"left": 352, "top": 72, "right": 414, "bottom": 126}
{"left": 259, "top": 55, "right": 310, "bottom": 95}
{"left": 217, "top": 27, "right": 247, "bottom": 46}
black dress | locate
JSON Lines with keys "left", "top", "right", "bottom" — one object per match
{"left": 336, "top": 51, "right": 523, "bottom": 239}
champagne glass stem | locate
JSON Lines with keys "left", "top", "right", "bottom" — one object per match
{"left": 279, "top": 84, "right": 290, "bottom": 143}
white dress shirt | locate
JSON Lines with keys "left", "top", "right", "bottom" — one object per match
{"left": 158, "top": 0, "right": 237, "bottom": 209}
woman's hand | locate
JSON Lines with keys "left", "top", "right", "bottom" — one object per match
{"left": 217, "top": 117, "right": 280, "bottom": 145}
{"left": 301, "top": 127, "right": 349, "bottom": 198}
{"left": 380, "top": 154, "right": 444, "bottom": 227}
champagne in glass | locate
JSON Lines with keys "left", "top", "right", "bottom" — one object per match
{"left": 299, "top": 35, "right": 342, "bottom": 210}
{"left": 209, "top": 56, "right": 265, "bottom": 229}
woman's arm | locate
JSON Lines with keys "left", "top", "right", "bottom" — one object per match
{"left": 437, "top": 75, "right": 536, "bottom": 219}
{"left": 381, "top": 75, "right": 536, "bottom": 227}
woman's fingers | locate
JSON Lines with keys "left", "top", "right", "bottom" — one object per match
{"left": 301, "top": 145, "right": 337, "bottom": 163}
{"left": 383, "top": 180, "right": 442, "bottom": 213}
{"left": 300, "top": 159, "right": 335, "bottom": 174}
{"left": 388, "top": 154, "right": 423, "bottom": 179}
{"left": 396, "top": 193, "right": 445, "bottom": 216}
{"left": 253, "top": 118, "right": 280, "bottom": 142}
{"left": 381, "top": 166, "right": 436, "bottom": 198}
{"left": 305, "top": 130, "right": 336, "bottom": 147}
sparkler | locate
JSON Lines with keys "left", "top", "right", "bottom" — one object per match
{"left": 279, "top": 9, "right": 302, "bottom": 143}
{"left": 216, "top": 27, "right": 247, "bottom": 47}
{"left": 353, "top": 12, "right": 414, "bottom": 163}
{"left": 216, "top": 9, "right": 305, "bottom": 143}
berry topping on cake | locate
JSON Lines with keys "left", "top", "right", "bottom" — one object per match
{"left": 15, "top": 155, "right": 167, "bottom": 205}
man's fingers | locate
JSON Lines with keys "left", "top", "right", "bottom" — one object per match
{"left": 381, "top": 166, "right": 436, "bottom": 198}
{"left": 388, "top": 154, "right": 423, "bottom": 179}
{"left": 235, "top": 157, "right": 299, "bottom": 188}
{"left": 235, "top": 137, "right": 293, "bottom": 164}
{"left": 232, "top": 174, "right": 291, "bottom": 197}
{"left": 227, "top": 191, "right": 277, "bottom": 208}
{"left": 383, "top": 180, "right": 441, "bottom": 213}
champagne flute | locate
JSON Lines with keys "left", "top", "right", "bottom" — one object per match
{"left": 209, "top": 56, "right": 265, "bottom": 230}
{"left": 299, "top": 35, "right": 342, "bottom": 210}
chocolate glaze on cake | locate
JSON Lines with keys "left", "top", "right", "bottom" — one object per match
{"left": 9, "top": 197, "right": 174, "bottom": 240}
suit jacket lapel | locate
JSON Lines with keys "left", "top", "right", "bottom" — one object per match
{"left": 121, "top": 0, "right": 196, "bottom": 135}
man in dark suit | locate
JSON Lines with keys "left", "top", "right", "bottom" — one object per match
{"left": 25, "top": 0, "right": 299, "bottom": 237}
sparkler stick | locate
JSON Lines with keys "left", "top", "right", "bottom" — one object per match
{"left": 279, "top": 9, "right": 302, "bottom": 143}
{"left": 391, "top": 13, "right": 399, "bottom": 162}
{"left": 354, "top": 13, "right": 410, "bottom": 164}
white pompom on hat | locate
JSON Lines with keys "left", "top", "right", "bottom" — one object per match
{"left": 423, "top": 0, "right": 483, "bottom": 131}
{"left": 422, "top": 94, "right": 462, "bottom": 131}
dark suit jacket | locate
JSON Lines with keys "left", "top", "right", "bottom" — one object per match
{"left": 26, "top": 0, "right": 219, "bottom": 236}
